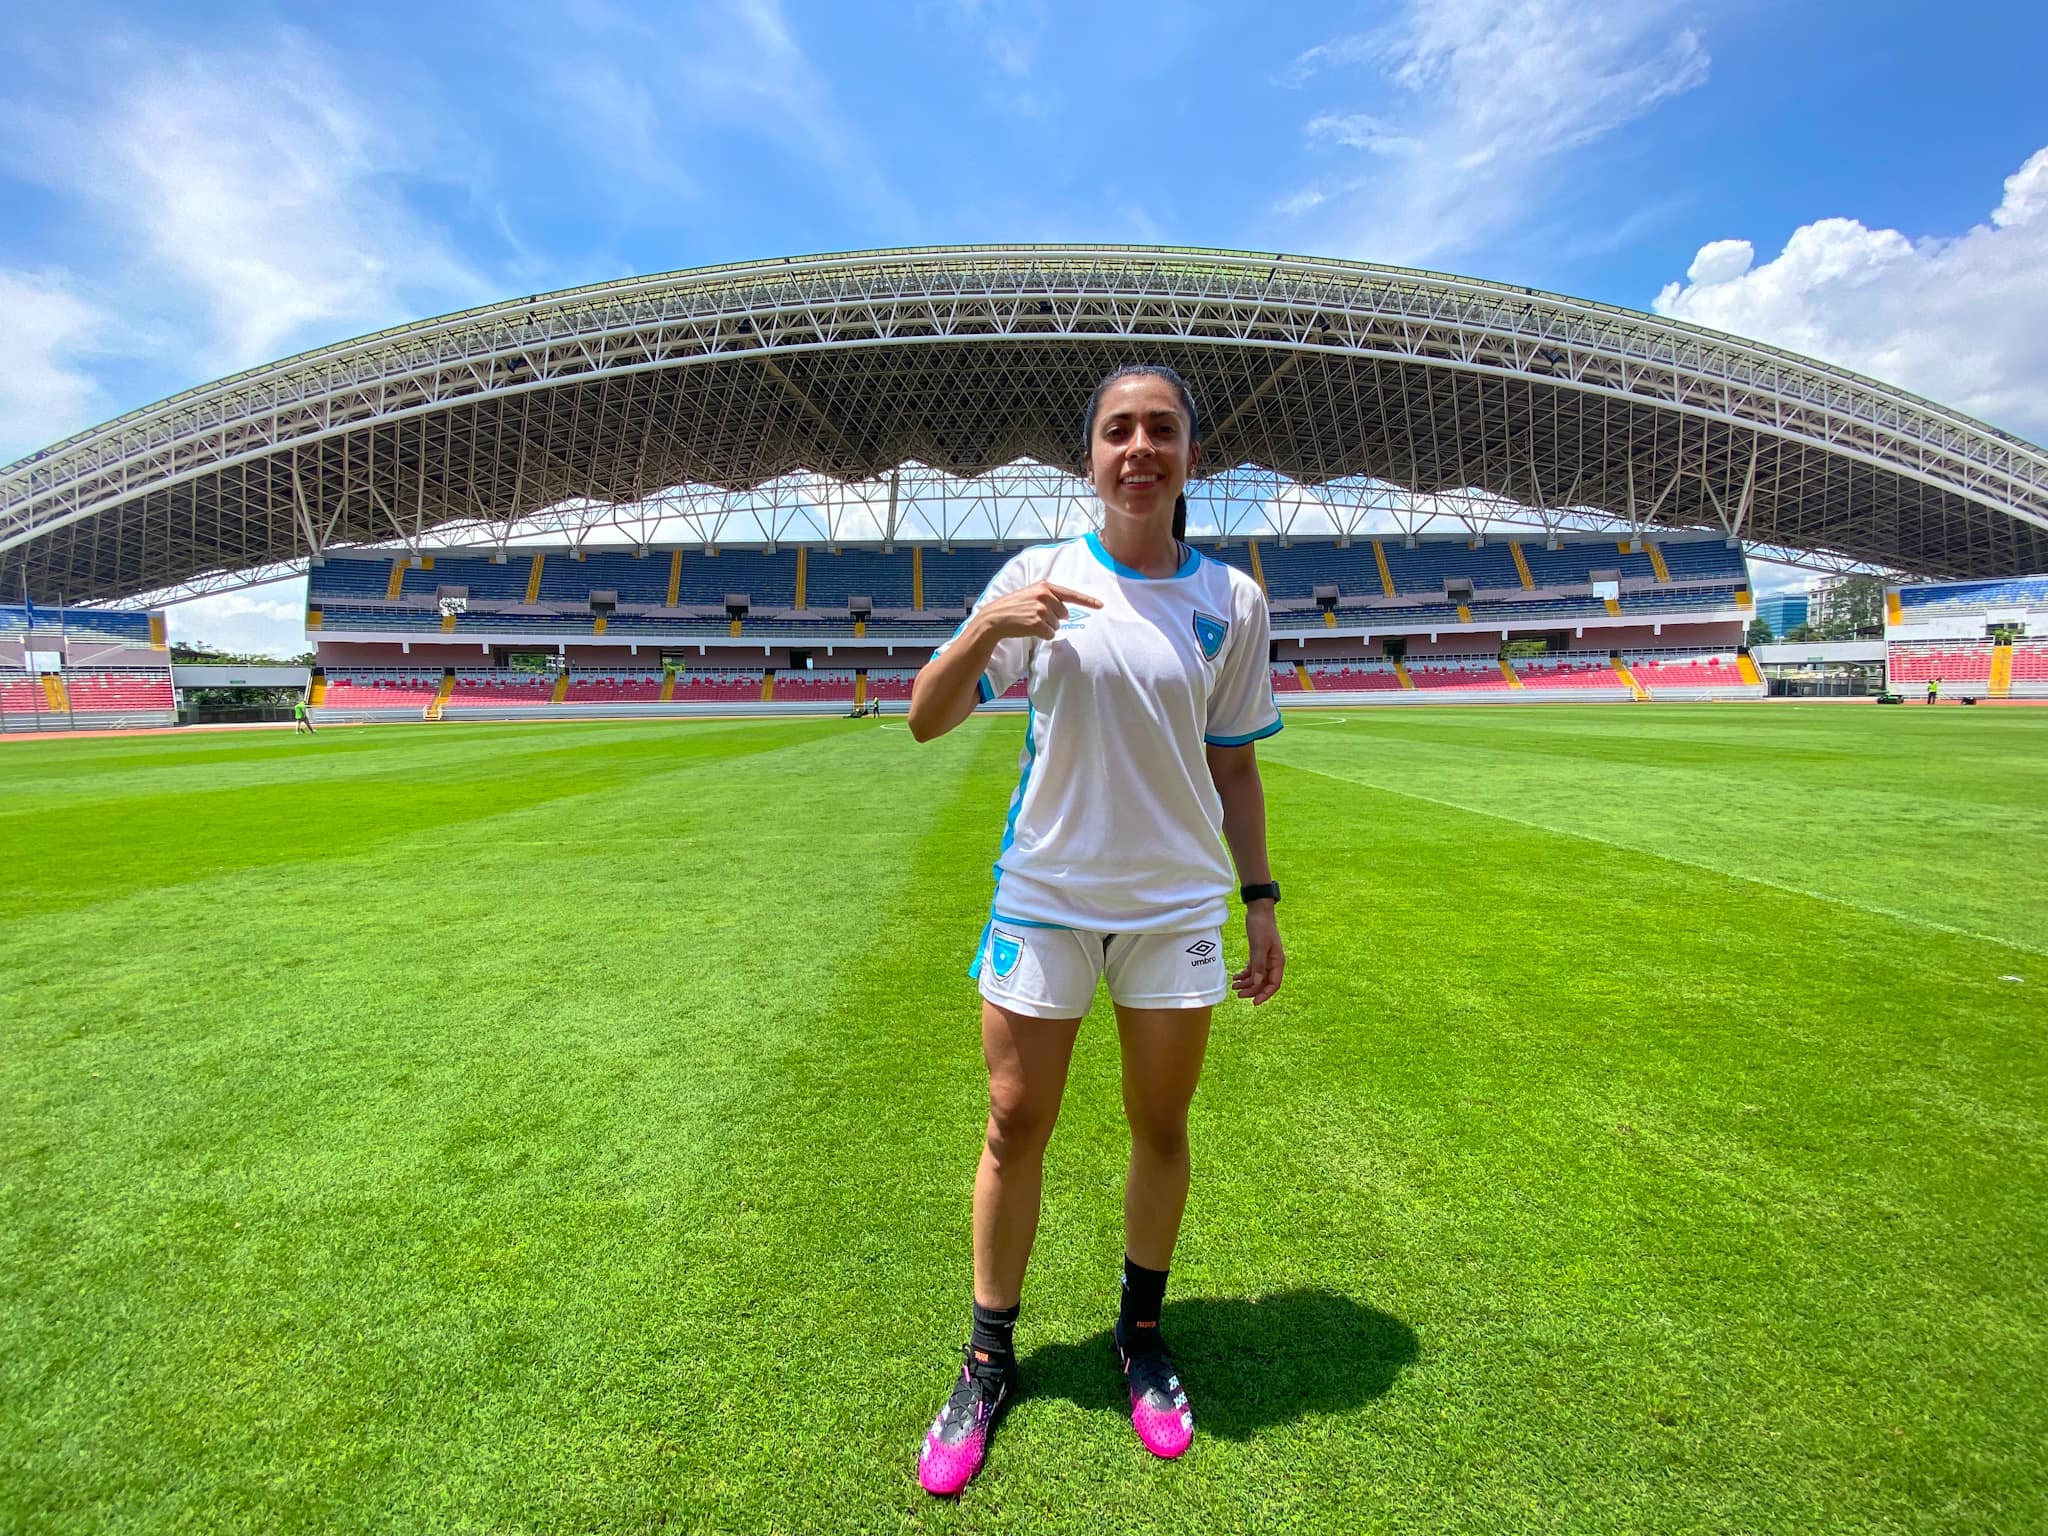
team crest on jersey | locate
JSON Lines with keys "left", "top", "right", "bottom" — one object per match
{"left": 1192, "top": 610, "right": 1228, "bottom": 660}
{"left": 989, "top": 929, "right": 1023, "bottom": 980}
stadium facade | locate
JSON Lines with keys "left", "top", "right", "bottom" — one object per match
{"left": 5, "top": 245, "right": 2047, "bottom": 728}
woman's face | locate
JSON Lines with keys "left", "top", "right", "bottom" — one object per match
{"left": 1087, "top": 373, "right": 1199, "bottom": 521}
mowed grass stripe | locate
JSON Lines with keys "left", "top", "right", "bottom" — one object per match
{"left": 0, "top": 720, "right": 820, "bottom": 923}
{"left": 1267, "top": 706, "right": 2048, "bottom": 955}
{"left": 1187, "top": 752, "right": 2044, "bottom": 1534}
{"left": 0, "top": 721, "right": 971, "bottom": 1532}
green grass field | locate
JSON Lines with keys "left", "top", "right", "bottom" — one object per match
{"left": 3, "top": 705, "right": 2044, "bottom": 1534}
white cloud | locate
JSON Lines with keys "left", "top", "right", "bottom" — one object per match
{"left": 166, "top": 579, "right": 310, "bottom": 659}
{"left": 1273, "top": 0, "right": 1709, "bottom": 265}
{"left": 1305, "top": 112, "right": 1421, "bottom": 157}
{"left": 533, "top": 0, "right": 912, "bottom": 230}
{"left": 1653, "top": 148, "right": 2048, "bottom": 444}
{"left": 0, "top": 271, "right": 107, "bottom": 462}
{"left": 1, "top": 30, "right": 487, "bottom": 375}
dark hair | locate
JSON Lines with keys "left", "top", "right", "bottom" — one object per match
{"left": 1081, "top": 363, "right": 1202, "bottom": 541}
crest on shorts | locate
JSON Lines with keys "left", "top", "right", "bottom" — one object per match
{"left": 989, "top": 929, "right": 1023, "bottom": 980}
{"left": 1192, "top": 610, "right": 1228, "bottom": 661}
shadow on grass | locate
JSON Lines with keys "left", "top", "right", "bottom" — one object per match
{"left": 1017, "top": 1288, "right": 1417, "bottom": 1439}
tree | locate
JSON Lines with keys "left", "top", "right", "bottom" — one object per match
{"left": 1746, "top": 617, "right": 1774, "bottom": 647}
{"left": 1813, "top": 575, "right": 1886, "bottom": 640}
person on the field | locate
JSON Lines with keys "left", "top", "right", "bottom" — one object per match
{"left": 1927, "top": 675, "right": 1940, "bottom": 704}
{"left": 293, "top": 696, "right": 316, "bottom": 734}
{"left": 906, "top": 363, "right": 1285, "bottom": 1495}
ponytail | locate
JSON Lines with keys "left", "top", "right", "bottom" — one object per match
{"left": 1172, "top": 492, "right": 1188, "bottom": 542}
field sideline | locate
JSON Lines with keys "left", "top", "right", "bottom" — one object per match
{"left": 2, "top": 705, "right": 2043, "bottom": 1534}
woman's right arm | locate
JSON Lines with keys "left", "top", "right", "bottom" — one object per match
{"left": 907, "top": 582, "right": 1101, "bottom": 742}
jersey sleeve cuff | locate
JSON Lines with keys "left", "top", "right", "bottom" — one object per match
{"left": 1205, "top": 716, "right": 1283, "bottom": 747}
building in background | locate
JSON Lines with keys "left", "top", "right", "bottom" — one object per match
{"left": 1755, "top": 592, "right": 1809, "bottom": 636}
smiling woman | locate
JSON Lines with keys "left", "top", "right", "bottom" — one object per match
{"left": 907, "top": 363, "right": 1284, "bottom": 1496}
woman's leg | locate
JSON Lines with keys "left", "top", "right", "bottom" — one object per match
{"left": 973, "top": 1001, "right": 1083, "bottom": 1309}
{"left": 1113, "top": 1004, "right": 1212, "bottom": 1270}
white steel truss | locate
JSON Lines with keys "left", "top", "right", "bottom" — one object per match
{"left": 7, "top": 244, "right": 2046, "bottom": 603}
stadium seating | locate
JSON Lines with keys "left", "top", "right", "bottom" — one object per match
{"left": 670, "top": 671, "right": 763, "bottom": 704}
{"left": 772, "top": 669, "right": 857, "bottom": 702}
{"left": 1405, "top": 657, "right": 1512, "bottom": 690}
{"left": 60, "top": 670, "right": 176, "bottom": 710}
{"left": 1625, "top": 653, "right": 1738, "bottom": 689}
{"left": 1516, "top": 657, "right": 1625, "bottom": 689}
{"left": 1271, "top": 665, "right": 1304, "bottom": 694}
{"left": 563, "top": 671, "right": 665, "bottom": 702}
{"left": 0, "top": 671, "right": 51, "bottom": 711}
{"left": 2011, "top": 641, "right": 2048, "bottom": 684}
{"left": 1887, "top": 642, "right": 1993, "bottom": 683}
{"left": 0, "top": 605, "right": 157, "bottom": 644}
{"left": 806, "top": 549, "right": 914, "bottom": 609}
{"left": 447, "top": 671, "right": 555, "bottom": 707}
{"left": 1522, "top": 541, "right": 1656, "bottom": 587}
{"left": 532, "top": 549, "right": 671, "bottom": 604}
{"left": 1622, "top": 584, "right": 1744, "bottom": 613}
{"left": 1656, "top": 540, "right": 1748, "bottom": 581}
{"left": 1304, "top": 660, "right": 1403, "bottom": 692}
{"left": 865, "top": 669, "right": 919, "bottom": 700}
{"left": 319, "top": 670, "right": 444, "bottom": 710}
{"left": 1895, "top": 576, "right": 2048, "bottom": 619}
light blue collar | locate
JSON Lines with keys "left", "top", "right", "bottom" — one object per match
{"left": 1085, "top": 531, "right": 1199, "bottom": 581}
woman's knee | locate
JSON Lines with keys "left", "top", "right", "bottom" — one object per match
{"left": 985, "top": 1086, "right": 1060, "bottom": 1163}
{"left": 1125, "top": 1107, "right": 1191, "bottom": 1163}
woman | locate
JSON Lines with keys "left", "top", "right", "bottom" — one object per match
{"left": 907, "top": 364, "right": 1286, "bottom": 1495}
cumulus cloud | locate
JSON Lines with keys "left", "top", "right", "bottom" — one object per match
{"left": 0, "top": 271, "right": 108, "bottom": 462}
{"left": 165, "top": 579, "right": 311, "bottom": 659}
{"left": 1272, "top": 0, "right": 1708, "bottom": 265}
{"left": 1, "top": 30, "right": 487, "bottom": 376}
{"left": 1653, "top": 148, "right": 2048, "bottom": 443}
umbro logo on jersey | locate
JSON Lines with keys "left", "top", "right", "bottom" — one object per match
{"left": 1186, "top": 939, "right": 1219, "bottom": 966}
{"left": 1192, "top": 610, "right": 1228, "bottom": 660}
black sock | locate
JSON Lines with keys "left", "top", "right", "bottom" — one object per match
{"left": 1118, "top": 1257, "right": 1170, "bottom": 1355}
{"left": 969, "top": 1300, "right": 1019, "bottom": 1375}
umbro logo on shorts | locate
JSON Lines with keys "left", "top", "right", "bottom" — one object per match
{"left": 1186, "top": 939, "right": 1218, "bottom": 966}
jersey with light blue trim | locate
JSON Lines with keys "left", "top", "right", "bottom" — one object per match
{"left": 931, "top": 531, "right": 1281, "bottom": 933}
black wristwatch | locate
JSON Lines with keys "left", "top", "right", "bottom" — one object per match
{"left": 1240, "top": 880, "right": 1282, "bottom": 906}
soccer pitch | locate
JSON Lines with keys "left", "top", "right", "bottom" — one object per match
{"left": 3, "top": 705, "right": 2043, "bottom": 1534}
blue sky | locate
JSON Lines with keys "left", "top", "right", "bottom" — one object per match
{"left": 4, "top": 0, "right": 2045, "bottom": 651}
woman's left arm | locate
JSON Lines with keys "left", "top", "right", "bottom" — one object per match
{"left": 1206, "top": 742, "right": 1284, "bottom": 1005}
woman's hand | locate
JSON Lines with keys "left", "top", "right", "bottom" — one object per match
{"left": 1233, "top": 902, "right": 1285, "bottom": 1005}
{"left": 974, "top": 581, "right": 1102, "bottom": 641}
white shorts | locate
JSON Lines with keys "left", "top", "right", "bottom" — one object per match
{"left": 974, "top": 922, "right": 1228, "bottom": 1018}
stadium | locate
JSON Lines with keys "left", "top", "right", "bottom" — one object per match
{"left": 4, "top": 248, "right": 2047, "bottom": 1533}
{"left": 4, "top": 245, "right": 2047, "bottom": 727}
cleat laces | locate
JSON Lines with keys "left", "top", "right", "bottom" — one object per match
{"left": 930, "top": 1345, "right": 1012, "bottom": 1447}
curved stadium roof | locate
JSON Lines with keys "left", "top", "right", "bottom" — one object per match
{"left": 4, "top": 244, "right": 2046, "bottom": 604}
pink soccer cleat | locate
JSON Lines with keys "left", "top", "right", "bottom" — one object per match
{"left": 917, "top": 1346, "right": 1016, "bottom": 1496}
{"left": 1117, "top": 1332, "right": 1195, "bottom": 1459}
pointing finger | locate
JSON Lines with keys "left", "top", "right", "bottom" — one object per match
{"left": 1047, "top": 584, "right": 1104, "bottom": 609}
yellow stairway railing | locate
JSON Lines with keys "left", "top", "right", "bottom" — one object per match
{"left": 1509, "top": 542, "right": 1535, "bottom": 589}
{"left": 1612, "top": 654, "right": 1648, "bottom": 701}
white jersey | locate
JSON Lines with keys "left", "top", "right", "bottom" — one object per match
{"left": 933, "top": 531, "right": 1281, "bottom": 934}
